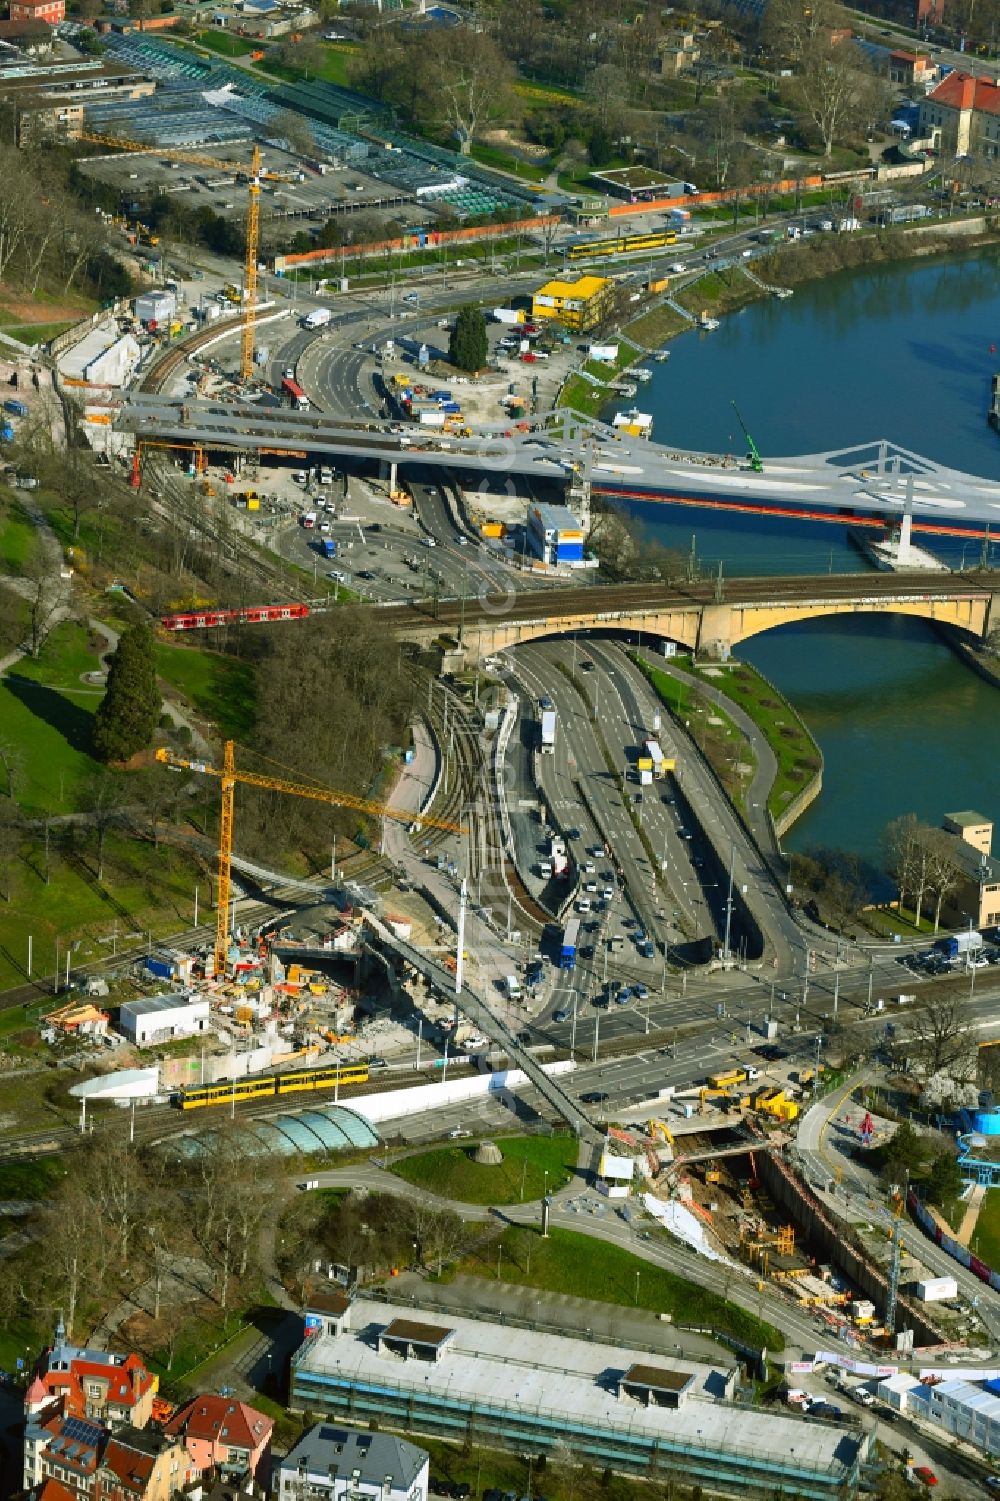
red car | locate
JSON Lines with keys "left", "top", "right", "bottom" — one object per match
{"left": 913, "top": 1467, "right": 938, "bottom": 1487}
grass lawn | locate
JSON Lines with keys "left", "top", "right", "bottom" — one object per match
{"left": 635, "top": 656, "right": 756, "bottom": 812}
{"left": 559, "top": 339, "right": 641, "bottom": 416}
{"left": 154, "top": 641, "right": 256, "bottom": 740}
{"left": 194, "top": 29, "right": 257, "bottom": 56}
{"left": 624, "top": 301, "right": 691, "bottom": 349}
{"left": 0, "top": 1156, "right": 67, "bottom": 1199}
{"left": 0, "top": 829, "right": 205, "bottom": 997}
{"left": 0, "top": 496, "right": 39, "bottom": 575}
{"left": 469, "top": 143, "right": 548, "bottom": 184}
{"left": 969, "top": 1187, "right": 1000, "bottom": 1268}
{"left": 391, "top": 1134, "right": 578, "bottom": 1204}
{"left": 452, "top": 1226, "right": 783, "bottom": 1350}
{"left": 0, "top": 621, "right": 107, "bottom": 814}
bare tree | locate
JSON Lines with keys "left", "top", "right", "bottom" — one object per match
{"left": 906, "top": 991, "right": 974, "bottom": 1078}
{"left": 426, "top": 29, "right": 513, "bottom": 154}
{"left": 0, "top": 801, "right": 20, "bottom": 902}
{"left": 22, "top": 554, "right": 63, "bottom": 659}
{"left": 883, "top": 813, "right": 920, "bottom": 918}
{"left": 79, "top": 770, "right": 124, "bottom": 883}
{"left": 766, "top": 0, "right": 879, "bottom": 158}
{"left": 0, "top": 735, "right": 24, "bottom": 801}
{"left": 924, "top": 830, "right": 965, "bottom": 935}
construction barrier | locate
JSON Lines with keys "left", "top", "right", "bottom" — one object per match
{"left": 273, "top": 215, "right": 561, "bottom": 274}
{"left": 607, "top": 176, "right": 825, "bottom": 220}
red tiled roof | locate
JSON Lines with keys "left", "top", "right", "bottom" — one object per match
{"left": 39, "top": 1479, "right": 78, "bottom": 1501}
{"left": 927, "top": 69, "right": 1000, "bottom": 114}
{"left": 100, "top": 1439, "right": 155, "bottom": 1494}
{"left": 164, "top": 1396, "right": 272, "bottom": 1451}
{"left": 40, "top": 1351, "right": 155, "bottom": 1419}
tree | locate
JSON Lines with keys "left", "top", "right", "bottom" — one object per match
{"left": 270, "top": 108, "right": 317, "bottom": 160}
{"left": 882, "top": 813, "right": 921, "bottom": 917}
{"left": 924, "top": 829, "right": 965, "bottom": 934}
{"left": 425, "top": 29, "right": 512, "bottom": 154}
{"left": 79, "top": 769, "right": 124, "bottom": 882}
{"left": 906, "top": 991, "right": 974, "bottom": 1079}
{"left": 92, "top": 623, "right": 161, "bottom": 764}
{"left": 766, "top": 0, "right": 879, "bottom": 158}
{"left": 0, "top": 801, "right": 20, "bottom": 903}
{"left": 449, "top": 304, "right": 488, "bottom": 373}
{"left": 23, "top": 554, "right": 63, "bottom": 660}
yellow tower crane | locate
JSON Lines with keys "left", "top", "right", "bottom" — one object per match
{"left": 80, "top": 133, "right": 264, "bottom": 380}
{"left": 240, "top": 144, "right": 262, "bottom": 381}
{"left": 155, "top": 741, "right": 464, "bottom": 977}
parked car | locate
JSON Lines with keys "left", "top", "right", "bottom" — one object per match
{"left": 553, "top": 1007, "right": 571, "bottom": 1023}
{"left": 913, "top": 1468, "right": 938, "bottom": 1487}
{"left": 581, "top": 1091, "right": 609, "bottom": 1104}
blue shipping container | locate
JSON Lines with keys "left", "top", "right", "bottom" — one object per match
{"left": 144, "top": 957, "right": 175, "bottom": 979}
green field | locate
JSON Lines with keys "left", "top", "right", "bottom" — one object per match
{"left": 469, "top": 143, "right": 548, "bottom": 183}
{"left": 0, "top": 621, "right": 106, "bottom": 814}
{"left": 0, "top": 497, "right": 40, "bottom": 574}
{"left": 194, "top": 29, "right": 257, "bottom": 56}
{"left": 391, "top": 1134, "right": 578, "bottom": 1204}
{"left": 154, "top": 642, "right": 256, "bottom": 740}
{"left": 256, "top": 42, "right": 360, "bottom": 89}
{"left": 970, "top": 1188, "right": 1000, "bottom": 1269}
{"left": 453, "top": 1225, "right": 783, "bottom": 1350}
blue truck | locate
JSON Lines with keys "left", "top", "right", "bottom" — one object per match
{"left": 3, "top": 400, "right": 27, "bottom": 418}
{"left": 560, "top": 917, "right": 580, "bottom": 970}
{"left": 320, "top": 538, "right": 338, "bottom": 559}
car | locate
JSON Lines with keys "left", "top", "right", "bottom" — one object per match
{"left": 553, "top": 1007, "right": 571, "bottom": 1023}
{"left": 465, "top": 1036, "right": 489, "bottom": 1050}
{"left": 634, "top": 983, "right": 649, "bottom": 1000}
{"left": 584, "top": 860, "right": 596, "bottom": 873}
{"left": 602, "top": 886, "right": 614, "bottom": 899}
{"left": 457, "top": 535, "right": 468, "bottom": 546}
{"left": 448, "top": 1128, "right": 472, "bottom": 1139}
{"left": 581, "top": 659, "right": 594, "bottom": 672}
{"left": 616, "top": 988, "right": 631, "bottom": 1005}
{"left": 913, "top": 1468, "right": 938, "bottom": 1487}
{"left": 368, "top": 521, "right": 382, "bottom": 533}
{"left": 576, "top": 898, "right": 591, "bottom": 913}
{"left": 515, "top": 1028, "right": 532, "bottom": 1044}
{"left": 584, "top": 880, "right": 598, "bottom": 893}
{"left": 580, "top": 944, "right": 595, "bottom": 959}
{"left": 282, "top": 366, "right": 295, "bottom": 379}
{"left": 581, "top": 1090, "right": 609, "bottom": 1104}
{"left": 368, "top": 1056, "right": 388, "bottom": 1068}
{"left": 984, "top": 1477, "right": 1000, "bottom": 1491}
{"left": 357, "top": 569, "right": 375, "bottom": 580}
{"left": 453, "top": 1488, "right": 470, "bottom": 1500}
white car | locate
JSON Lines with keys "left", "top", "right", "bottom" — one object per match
{"left": 576, "top": 898, "right": 592, "bottom": 913}
{"left": 584, "top": 860, "right": 596, "bottom": 874}
{"left": 422, "top": 536, "right": 437, "bottom": 547}
{"left": 465, "top": 1036, "right": 489, "bottom": 1050}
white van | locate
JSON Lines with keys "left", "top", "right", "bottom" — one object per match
{"left": 504, "top": 975, "right": 522, "bottom": 999}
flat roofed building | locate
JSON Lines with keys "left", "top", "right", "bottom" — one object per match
{"left": 275, "top": 1425, "right": 428, "bottom": 1501}
{"left": 943, "top": 809, "right": 993, "bottom": 856}
{"left": 531, "top": 275, "right": 611, "bottom": 333}
{"left": 117, "top": 993, "right": 210, "bottom": 1047}
{"left": 619, "top": 1364, "right": 696, "bottom": 1409}
{"left": 289, "top": 1298, "right": 869, "bottom": 1498}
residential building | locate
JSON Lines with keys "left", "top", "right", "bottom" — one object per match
{"left": 117, "top": 993, "right": 211, "bottom": 1047}
{"left": 920, "top": 70, "right": 1000, "bottom": 158}
{"left": 886, "top": 49, "right": 935, "bottom": 86}
{"left": 28, "top": 1412, "right": 104, "bottom": 1498}
{"left": 526, "top": 502, "right": 585, "bottom": 566}
{"left": 275, "top": 1425, "right": 428, "bottom": 1501}
{"left": 164, "top": 1396, "right": 272, "bottom": 1487}
{"left": 10, "top": 0, "right": 65, "bottom": 24}
{"left": 289, "top": 1298, "right": 871, "bottom": 1498}
{"left": 912, "top": 810, "right": 1000, "bottom": 929}
{"left": 25, "top": 1330, "right": 157, "bottom": 1431}
{"left": 531, "top": 275, "right": 612, "bottom": 333}
{"left": 655, "top": 30, "right": 700, "bottom": 76}
{"left": 95, "top": 1428, "right": 192, "bottom": 1501}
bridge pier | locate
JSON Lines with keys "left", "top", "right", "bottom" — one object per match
{"left": 379, "top": 459, "right": 398, "bottom": 492}
{"left": 695, "top": 604, "right": 734, "bottom": 661}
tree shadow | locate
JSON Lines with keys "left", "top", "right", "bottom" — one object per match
{"left": 4, "top": 674, "right": 95, "bottom": 755}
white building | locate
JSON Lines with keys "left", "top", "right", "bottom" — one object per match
{"left": 117, "top": 993, "right": 211, "bottom": 1047}
{"left": 276, "top": 1425, "right": 428, "bottom": 1501}
{"left": 60, "top": 326, "right": 141, "bottom": 387}
{"left": 909, "top": 1378, "right": 1000, "bottom": 1451}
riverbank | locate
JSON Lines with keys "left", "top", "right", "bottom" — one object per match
{"left": 623, "top": 217, "right": 1000, "bottom": 353}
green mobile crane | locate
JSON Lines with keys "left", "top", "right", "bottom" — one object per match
{"left": 731, "top": 400, "right": 764, "bottom": 473}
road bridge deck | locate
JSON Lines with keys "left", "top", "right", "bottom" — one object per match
{"left": 116, "top": 393, "right": 1000, "bottom": 535}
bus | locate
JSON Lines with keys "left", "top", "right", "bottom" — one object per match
{"left": 560, "top": 917, "right": 580, "bottom": 970}
{"left": 281, "top": 376, "right": 311, "bottom": 411}
{"left": 566, "top": 230, "right": 679, "bottom": 261}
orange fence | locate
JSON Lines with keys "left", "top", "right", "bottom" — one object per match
{"left": 606, "top": 175, "right": 824, "bottom": 218}
{"left": 273, "top": 214, "right": 560, "bottom": 274}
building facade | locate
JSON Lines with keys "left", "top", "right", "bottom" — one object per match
{"left": 11, "top": 0, "right": 65, "bottom": 24}
{"left": 275, "top": 1425, "right": 428, "bottom": 1501}
{"left": 164, "top": 1396, "right": 272, "bottom": 1487}
{"left": 920, "top": 71, "right": 1000, "bottom": 157}
{"left": 531, "top": 275, "right": 611, "bottom": 333}
{"left": 526, "top": 502, "right": 585, "bottom": 565}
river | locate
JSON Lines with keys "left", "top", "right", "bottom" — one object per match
{"left": 615, "top": 244, "right": 1000, "bottom": 863}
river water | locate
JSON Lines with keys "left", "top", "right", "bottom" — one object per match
{"left": 615, "top": 245, "right": 1000, "bottom": 863}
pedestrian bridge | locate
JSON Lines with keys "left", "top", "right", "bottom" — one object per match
{"left": 383, "top": 570, "right": 1000, "bottom": 660}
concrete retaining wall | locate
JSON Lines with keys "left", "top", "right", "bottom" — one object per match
{"left": 351, "top": 1059, "right": 576, "bottom": 1124}
{"left": 757, "top": 1149, "right": 945, "bottom": 1346}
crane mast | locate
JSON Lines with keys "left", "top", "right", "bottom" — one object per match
{"left": 240, "top": 145, "right": 262, "bottom": 382}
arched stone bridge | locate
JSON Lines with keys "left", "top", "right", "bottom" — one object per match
{"left": 383, "top": 570, "right": 1000, "bottom": 661}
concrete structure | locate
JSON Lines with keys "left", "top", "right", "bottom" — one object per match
{"left": 275, "top": 1425, "right": 428, "bottom": 1501}
{"left": 531, "top": 275, "right": 612, "bottom": 333}
{"left": 117, "top": 993, "right": 210, "bottom": 1047}
{"left": 69, "top": 1068, "right": 160, "bottom": 1102}
{"left": 920, "top": 70, "right": 1000, "bottom": 157}
{"left": 289, "top": 1297, "right": 868, "bottom": 1497}
{"left": 61, "top": 330, "right": 141, "bottom": 389}
{"left": 164, "top": 1396, "right": 272, "bottom": 1486}
{"left": 526, "top": 501, "right": 585, "bottom": 565}
{"left": 943, "top": 810, "right": 993, "bottom": 857}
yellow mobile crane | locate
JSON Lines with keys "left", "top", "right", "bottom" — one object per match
{"left": 81, "top": 134, "right": 264, "bottom": 377}
{"left": 155, "top": 740, "right": 463, "bottom": 977}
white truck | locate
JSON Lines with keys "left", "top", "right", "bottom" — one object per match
{"left": 302, "top": 307, "right": 332, "bottom": 330}
{"left": 540, "top": 709, "right": 556, "bottom": 754}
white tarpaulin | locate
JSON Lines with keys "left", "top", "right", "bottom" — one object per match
{"left": 643, "top": 1193, "right": 728, "bottom": 1262}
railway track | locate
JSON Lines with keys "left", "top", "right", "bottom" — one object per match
{"left": 139, "top": 316, "right": 244, "bottom": 396}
